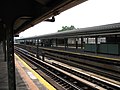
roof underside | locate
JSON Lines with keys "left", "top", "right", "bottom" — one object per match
{"left": 0, "top": 0, "right": 87, "bottom": 42}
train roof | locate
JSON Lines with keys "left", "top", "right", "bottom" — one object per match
{"left": 19, "top": 22, "right": 120, "bottom": 40}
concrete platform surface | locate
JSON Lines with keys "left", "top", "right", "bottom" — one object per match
{"left": 0, "top": 43, "right": 28, "bottom": 90}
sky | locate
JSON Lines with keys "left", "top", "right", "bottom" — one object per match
{"left": 19, "top": 0, "right": 120, "bottom": 38}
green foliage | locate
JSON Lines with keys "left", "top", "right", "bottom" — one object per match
{"left": 58, "top": 25, "right": 76, "bottom": 32}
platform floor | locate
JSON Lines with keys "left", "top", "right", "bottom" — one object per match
{"left": 0, "top": 43, "right": 8, "bottom": 90}
{"left": 0, "top": 43, "right": 28, "bottom": 90}
{"left": 0, "top": 62, "right": 8, "bottom": 90}
{"left": 15, "top": 54, "right": 48, "bottom": 90}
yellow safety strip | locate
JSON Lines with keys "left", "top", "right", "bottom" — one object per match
{"left": 14, "top": 53, "right": 56, "bottom": 90}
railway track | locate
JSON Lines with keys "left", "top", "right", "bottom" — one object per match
{"left": 44, "top": 50, "right": 120, "bottom": 81}
{"left": 47, "top": 60, "right": 120, "bottom": 89}
{"left": 15, "top": 44, "right": 120, "bottom": 81}
{"left": 15, "top": 46, "right": 120, "bottom": 90}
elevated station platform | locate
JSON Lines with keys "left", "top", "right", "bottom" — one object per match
{"left": 0, "top": 43, "right": 8, "bottom": 90}
{"left": 0, "top": 42, "right": 56, "bottom": 90}
{"left": 0, "top": 43, "right": 28, "bottom": 90}
{"left": 48, "top": 46, "right": 120, "bottom": 61}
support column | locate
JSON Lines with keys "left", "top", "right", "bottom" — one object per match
{"left": 81, "top": 37, "right": 84, "bottom": 50}
{"left": 75, "top": 38, "right": 78, "bottom": 49}
{"left": 56, "top": 38, "right": 58, "bottom": 47}
{"left": 49, "top": 39, "right": 52, "bottom": 47}
{"left": 0, "top": 23, "right": 7, "bottom": 62}
{"left": 48, "top": 39, "right": 51, "bottom": 47}
{"left": 36, "top": 39, "right": 39, "bottom": 58}
{"left": 24, "top": 40, "right": 26, "bottom": 45}
{"left": 87, "top": 37, "right": 89, "bottom": 44}
{"left": 3, "top": 40, "right": 6, "bottom": 62}
{"left": 95, "top": 36, "right": 98, "bottom": 54}
{"left": 6, "top": 27, "right": 16, "bottom": 90}
{"left": 42, "top": 52, "right": 45, "bottom": 61}
{"left": 66, "top": 38, "right": 68, "bottom": 48}
{"left": 64, "top": 38, "right": 68, "bottom": 49}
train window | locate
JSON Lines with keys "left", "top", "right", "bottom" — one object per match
{"left": 101, "top": 37, "right": 106, "bottom": 43}
{"left": 88, "top": 38, "right": 95, "bottom": 44}
{"left": 53, "top": 39, "right": 56, "bottom": 46}
{"left": 84, "top": 38, "right": 88, "bottom": 44}
{"left": 68, "top": 38, "right": 75, "bottom": 44}
{"left": 39, "top": 39, "right": 41, "bottom": 43}
{"left": 78, "top": 38, "right": 81, "bottom": 44}
{"left": 33, "top": 39, "right": 36, "bottom": 45}
{"left": 98, "top": 37, "right": 106, "bottom": 44}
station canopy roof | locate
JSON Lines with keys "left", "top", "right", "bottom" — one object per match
{"left": 0, "top": 0, "right": 87, "bottom": 42}
{"left": 19, "top": 22, "right": 120, "bottom": 40}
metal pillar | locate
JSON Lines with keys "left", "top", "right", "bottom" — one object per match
{"left": 67, "top": 38, "right": 68, "bottom": 48}
{"left": 95, "top": 36, "right": 98, "bottom": 54}
{"left": 0, "top": 23, "right": 7, "bottom": 62}
{"left": 48, "top": 39, "right": 51, "bottom": 47}
{"left": 56, "top": 39, "right": 58, "bottom": 47}
{"left": 6, "top": 27, "right": 16, "bottom": 90}
{"left": 36, "top": 39, "right": 39, "bottom": 58}
{"left": 3, "top": 40, "right": 6, "bottom": 62}
{"left": 64, "top": 38, "right": 66, "bottom": 49}
{"left": 75, "top": 38, "right": 78, "bottom": 49}
{"left": 64, "top": 38, "right": 68, "bottom": 49}
{"left": 87, "top": 37, "right": 89, "bottom": 44}
{"left": 23, "top": 40, "right": 26, "bottom": 45}
{"left": 42, "top": 52, "right": 45, "bottom": 61}
{"left": 81, "top": 37, "right": 84, "bottom": 50}
{"left": 49, "top": 39, "right": 51, "bottom": 47}
{"left": 50, "top": 39, "right": 52, "bottom": 47}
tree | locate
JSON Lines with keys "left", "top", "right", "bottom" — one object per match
{"left": 58, "top": 25, "right": 76, "bottom": 32}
